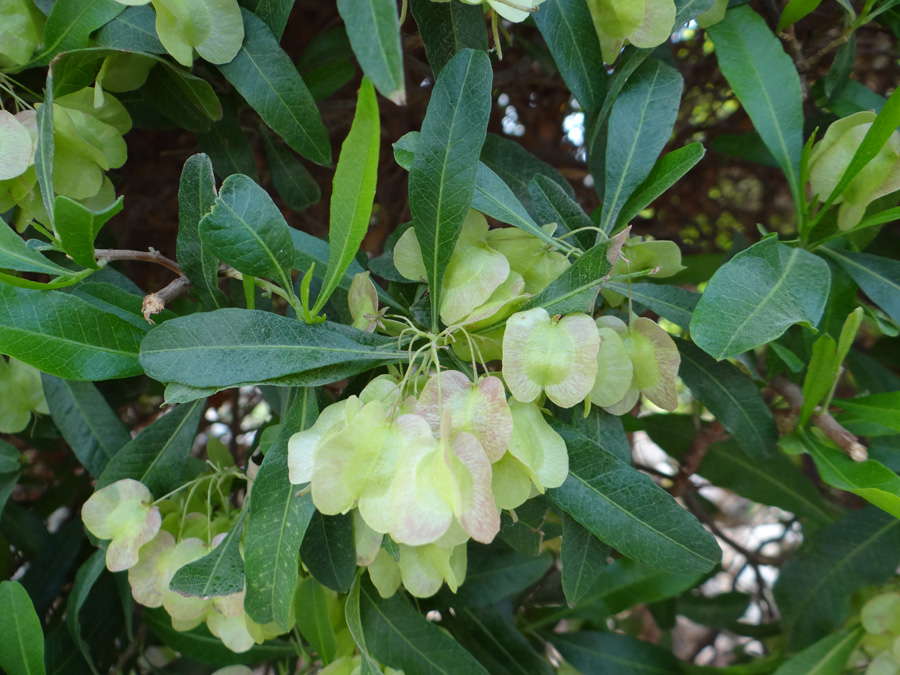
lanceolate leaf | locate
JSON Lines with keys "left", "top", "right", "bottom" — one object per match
{"left": 358, "top": 576, "right": 490, "bottom": 674}
{"left": 0, "top": 581, "right": 46, "bottom": 675}
{"left": 170, "top": 511, "right": 247, "bottom": 598}
{"left": 0, "top": 223, "right": 72, "bottom": 276}
{"left": 294, "top": 578, "right": 338, "bottom": 665}
{"left": 175, "top": 153, "right": 228, "bottom": 309}
{"left": 457, "top": 545, "right": 553, "bottom": 607}
{"left": 546, "top": 420, "right": 721, "bottom": 574}
{"left": 41, "top": 375, "right": 131, "bottom": 478}
{"left": 245, "top": 388, "right": 318, "bottom": 628}
{"left": 707, "top": 5, "right": 804, "bottom": 204}
{"left": 774, "top": 506, "right": 900, "bottom": 649}
{"left": 313, "top": 78, "right": 380, "bottom": 315}
{"left": 533, "top": 0, "right": 606, "bottom": 111}
{"left": 690, "top": 236, "right": 831, "bottom": 360}
{"left": 561, "top": 513, "right": 611, "bottom": 607}
{"left": 822, "top": 247, "right": 900, "bottom": 326}
{"left": 678, "top": 340, "right": 778, "bottom": 458}
{"left": 238, "top": 0, "right": 295, "bottom": 39}
{"left": 551, "top": 631, "right": 681, "bottom": 675}
{"left": 409, "top": 48, "right": 492, "bottom": 331}
{"left": 338, "top": 0, "right": 405, "bottom": 104}
{"left": 299, "top": 511, "right": 357, "bottom": 593}
{"left": 217, "top": 9, "right": 331, "bottom": 166}
{"left": 139, "top": 309, "right": 401, "bottom": 389}
{"left": 53, "top": 196, "right": 123, "bottom": 270}
{"left": 409, "top": 0, "right": 488, "bottom": 76}
{"left": 94, "top": 5, "right": 166, "bottom": 53}
{"left": 97, "top": 399, "right": 205, "bottom": 497}
{"left": 32, "top": 0, "right": 124, "bottom": 65}
{"left": 603, "top": 282, "right": 698, "bottom": 330}
{"left": 772, "top": 627, "right": 864, "bottom": 675}
{"left": 529, "top": 174, "right": 594, "bottom": 249}
{"left": 598, "top": 59, "right": 684, "bottom": 237}
{"left": 261, "top": 133, "right": 321, "bottom": 212}
{"left": 833, "top": 391, "right": 900, "bottom": 433}
{"left": 196, "top": 103, "right": 259, "bottom": 182}
{"left": 65, "top": 549, "right": 106, "bottom": 673}
{"left": 35, "top": 69, "right": 55, "bottom": 227}
{"left": 0, "top": 285, "right": 144, "bottom": 380}
{"left": 521, "top": 240, "right": 612, "bottom": 316}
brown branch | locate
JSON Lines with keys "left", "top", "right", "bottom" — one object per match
{"left": 142, "top": 275, "right": 191, "bottom": 323}
{"left": 94, "top": 248, "right": 182, "bottom": 276}
{"left": 670, "top": 422, "right": 724, "bottom": 498}
{"left": 771, "top": 375, "right": 867, "bottom": 461}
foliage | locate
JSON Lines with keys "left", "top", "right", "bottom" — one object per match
{"left": 1, "top": 0, "right": 900, "bottom": 673}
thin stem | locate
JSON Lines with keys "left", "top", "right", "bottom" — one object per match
{"left": 94, "top": 248, "right": 182, "bottom": 276}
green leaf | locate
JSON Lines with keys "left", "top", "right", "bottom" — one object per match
{"left": 313, "top": 78, "right": 380, "bottom": 315}
{"left": 551, "top": 631, "right": 681, "bottom": 675}
{"left": 97, "top": 399, "right": 205, "bottom": 497}
{"left": 169, "top": 510, "right": 247, "bottom": 598}
{"left": 561, "top": 512, "right": 610, "bottom": 607}
{"left": 34, "top": 72, "right": 55, "bottom": 227}
{"left": 409, "top": 48, "right": 492, "bottom": 331}
{"left": 678, "top": 591, "right": 751, "bottom": 628}
{"left": 804, "top": 434, "right": 900, "bottom": 518}
{"left": 217, "top": 9, "right": 331, "bottom": 166}
{"left": 546, "top": 420, "right": 721, "bottom": 574}
{"left": 142, "top": 61, "right": 223, "bottom": 132}
{"left": 338, "top": 0, "right": 405, "bottom": 104}
{"left": 778, "top": 0, "right": 823, "bottom": 30}
{"left": 529, "top": 174, "right": 594, "bottom": 249}
{"left": 772, "top": 626, "right": 864, "bottom": 675}
{"left": 570, "top": 405, "right": 631, "bottom": 464}
{"left": 300, "top": 511, "right": 356, "bottom": 593}
{"left": 822, "top": 247, "right": 900, "bottom": 326}
{"left": 800, "top": 335, "right": 839, "bottom": 425}
{"left": 175, "top": 153, "right": 228, "bottom": 309}
{"left": 833, "top": 391, "right": 900, "bottom": 433}
{"left": 707, "top": 5, "right": 804, "bottom": 204}
{"left": 598, "top": 59, "right": 683, "bottom": 236}
{"left": 678, "top": 340, "right": 778, "bottom": 458}
{"left": 65, "top": 550, "right": 106, "bottom": 674}
{"left": 0, "top": 581, "right": 46, "bottom": 675}
{"left": 690, "top": 236, "right": 831, "bottom": 360}
{"left": 244, "top": 388, "right": 318, "bottom": 628}
{"left": 533, "top": 0, "right": 606, "bottom": 111}
{"left": 696, "top": 439, "right": 832, "bottom": 525}
{"left": 604, "top": 282, "right": 698, "bottom": 331}
{"left": 0, "top": 285, "right": 144, "bottom": 380}
{"left": 139, "top": 309, "right": 401, "bottom": 389}
{"left": 346, "top": 573, "right": 383, "bottom": 675}
{"left": 41, "top": 375, "right": 131, "bottom": 478}
{"left": 32, "top": 0, "right": 124, "bottom": 65}
{"left": 615, "top": 143, "right": 705, "bottom": 231}
{"left": 409, "top": 0, "right": 488, "bottom": 76}
{"left": 457, "top": 545, "right": 553, "bottom": 607}
{"left": 675, "top": 0, "right": 715, "bottom": 24}
{"left": 774, "top": 506, "right": 900, "bottom": 649}
{"left": 0, "top": 440, "right": 20, "bottom": 474}
{"left": 520, "top": 240, "right": 612, "bottom": 316}
{"left": 143, "top": 607, "right": 298, "bottom": 667}
{"left": 261, "top": 133, "right": 321, "bottom": 212}
{"left": 53, "top": 196, "right": 123, "bottom": 269}
{"left": 196, "top": 103, "right": 259, "bottom": 182}
{"left": 94, "top": 5, "right": 166, "bottom": 53}
{"left": 0, "top": 223, "right": 72, "bottom": 276}
{"left": 238, "top": 0, "right": 295, "bottom": 39}
{"left": 294, "top": 577, "right": 338, "bottom": 664}
{"left": 358, "top": 576, "right": 489, "bottom": 674}
{"left": 199, "top": 174, "right": 294, "bottom": 291}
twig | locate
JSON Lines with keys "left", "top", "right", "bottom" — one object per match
{"left": 142, "top": 276, "right": 191, "bottom": 323}
{"left": 771, "top": 376, "right": 868, "bottom": 461}
{"left": 94, "top": 248, "right": 182, "bottom": 276}
{"left": 670, "top": 422, "right": 724, "bottom": 498}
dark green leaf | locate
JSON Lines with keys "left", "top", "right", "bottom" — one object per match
{"left": 690, "top": 236, "right": 831, "bottom": 360}
{"left": 0, "top": 285, "right": 144, "bottom": 380}
{"left": 93, "top": 5, "right": 165, "bottom": 53}
{"left": 0, "top": 580, "right": 46, "bottom": 675}
{"left": 774, "top": 506, "right": 900, "bottom": 649}
{"left": 294, "top": 577, "right": 338, "bottom": 664}
{"left": 409, "top": 48, "right": 492, "bottom": 330}
{"left": 773, "top": 626, "right": 864, "bottom": 675}
{"left": 533, "top": 0, "right": 606, "bottom": 111}
{"left": 338, "top": 0, "right": 405, "bottom": 104}
{"left": 169, "top": 511, "right": 247, "bottom": 597}
{"left": 32, "top": 0, "right": 124, "bottom": 65}
{"left": 139, "top": 309, "right": 401, "bottom": 389}
{"left": 41, "top": 375, "right": 131, "bottom": 477}
{"left": 245, "top": 388, "right": 318, "bottom": 627}
{"left": 359, "top": 576, "right": 489, "bottom": 674}
{"left": 677, "top": 591, "right": 751, "bottom": 627}
{"left": 616, "top": 143, "right": 705, "bottom": 231}
{"left": 19, "top": 521, "right": 83, "bottom": 616}
{"left": 598, "top": 58, "right": 683, "bottom": 236}
{"left": 0, "top": 440, "right": 19, "bottom": 474}
{"left": 822, "top": 247, "right": 900, "bottom": 326}
{"left": 561, "top": 512, "right": 610, "bottom": 607}
{"left": 300, "top": 511, "right": 357, "bottom": 593}
{"left": 196, "top": 103, "right": 259, "bottom": 182}
{"left": 0, "top": 222, "right": 72, "bottom": 276}
{"left": 97, "top": 399, "right": 205, "bottom": 496}
{"left": 53, "top": 196, "right": 123, "bottom": 269}
{"left": 346, "top": 573, "right": 383, "bottom": 675}
{"left": 238, "top": 0, "right": 295, "bottom": 39}
{"left": 143, "top": 607, "right": 298, "bottom": 667}
{"left": 678, "top": 340, "right": 778, "bottom": 458}
{"left": 529, "top": 174, "right": 594, "bottom": 249}
{"left": 409, "top": 0, "right": 487, "bottom": 76}
{"left": 521, "top": 240, "right": 612, "bottom": 316}
{"left": 570, "top": 405, "right": 631, "bottom": 464}
{"left": 65, "top": 550, "right": 106, "bottom": 673}
{"left": 217, "top": 9, "right": 331, "bottom": 166}
{"left": 313, "top": 77, "right": 380, "bottom": 315}
{"left": 707, "top": 5, "right": 804, "bottom": 203}
{"left": 546, "top": 420, "right": 721, "bottom": 574}
{"left": 142, "top": 61, "right": 222, "bottom": 133}
{"left": 604, "top": 282, "right": 698, "bottom": 330}
{"left": 175, "top": 153, "right": 228, "bottom": 309}
{"left": 457, "top": 545, "right": 553, "bottom": 607}
{"left": 261, "top": 133, "right": 321, "bottom": 211}
{"left": 551, "top": 631, "right": 681, "bottom": 675}
{"left": 199, "top": 174, "right": 294, "bottom": 290}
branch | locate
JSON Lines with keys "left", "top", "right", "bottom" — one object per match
{"left": 142, "top": 276, "right": 191, "bottom": 323}
{"left": 771, "top": 375, "right": 868, "bottom": 461}
{"left": 94, "top": 248, "right": 182, "bottom": 276}
{"left": 670, "top": 422, "right": 724, "bottom": 498}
